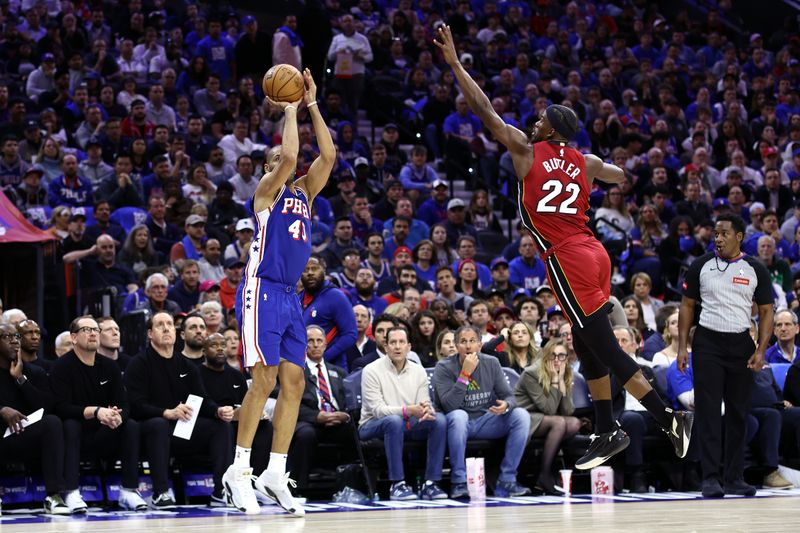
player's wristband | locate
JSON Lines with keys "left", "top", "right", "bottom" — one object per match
{"left": 307, "top": 101, "right": 318, "bottom": 109}
{"left": 285, "top": 105, "right": 297, "bottom": 112}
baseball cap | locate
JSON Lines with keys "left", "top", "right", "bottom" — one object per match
{"left": 69, "top": 212, "right": 87, "bottom": 222}
{"left": 385, "top": 178, "right": 403, "bottom": 190}
{"left": 547, "top": 305, "right": 564, "bottom": 320}
{"left": 393, "top": 246, "right": 413, "bottom": 260}
{"left": 41, "top": 53, "right": 55, "bottom": 62}
{"left": 792, "top": 148, "right": 800, "bottom": 158}
{"left": 354, "top": 156, "right": 369, "bottom": 168}
{"left": 235, "top": 218, "right": 255, "bottom": 232}
{"left": 750, "top": 33, "right": 762, "bottom": 43}
{"left": 85, "top": 137, "right": 102, "bottom": 149}
{"left": 789, "top": 59, "right": 800, "bottom": 67}
{"left": 185, "top": 214, "right": 206, "bottom": 226}
{"left": 432, "top": 179, "right": 448, "bottom": 189}
{"left": 712, "top": 198, "right": 730, "bottom": 209}
{"left": 23, "top": 165, "right": 44, "bottom": 178}
{"left": 460, "top": 53, "right": 473, "bottom": 63}
{"left": 490, "top": 257, "right": 509, "bottom": 270}
{"left": 512, "top": 288, "right": 530, "bottom": 300}
{"left": 447, "top": 198, "right": 466, "bottom": 210}
{"left": 224, "top": 257, "right": 245, "bottom": 269}
{"left": 535, "top": 285, "right": 553, "bottom": 295}
{"left": 243, "top": 15, "right": 256, "bottom": 25}
{"left": 227, "top": 88, "right": 240, "bottom": 97}
{"left": 492, "top": 306, "right": 516, "bottom": 320}
{"left": 762, "top": 145, "right": 779, "bottom": 157}
{"left": 199, "top": 280, "right": 221, "bottom": 293}
{"left": 25, "top": 120, "right": 39, "bottom": 131}
{"left": 383, "top": 123, "right": 398, "bottom": 131}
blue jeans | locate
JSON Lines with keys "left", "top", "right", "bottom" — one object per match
{"left": 446, "top": 408, "right": 530, "bottom": 484}
{"left": 359, "top": 413, "right": 447, "bottom": 482}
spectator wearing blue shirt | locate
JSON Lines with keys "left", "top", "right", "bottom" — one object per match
{"left": 666, "top": 356, "right": 694, "bottom": 411}
{"left": 301, "top": 258, "right": 358, "bottom": 369}
{"left": 508, "top": 234, "right": 547, "bottom": 290}
{"left": 443, "top": 95, "right": 493, "bottom": 189}
{"left": 416, "top": 179, "right": 450, "bottom": 227}
{"left": 443, "top": 198, "right": 478, "bottom": 248}
{"left": 48, "top": 154, "right": 93, "bottom": 207}
{"left": 383, "top": 216, "right": 412, "bottom": 260}
{"left": 765, "top": 309, "right": 800, "bottom": 364}
{"left": 196, "top": 18, "right": 236, "bottom": 85}
{"left": 631, "top": 33, "right": 660, "bottom": 65}
{"left": 398, "top": 145, "right": 438, "bottom": 203}
{"left": 350, "top": 266, "right": 388, "bottom": 317}
{"left": 349, "top": 194, "right": 383, "bottom": 243}
{"left": 382, "top": 197, "right": 430, "bottom": 249}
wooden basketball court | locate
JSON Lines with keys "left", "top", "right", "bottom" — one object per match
{"left": 1, "top": 490, "right": 798, "bottom": 532}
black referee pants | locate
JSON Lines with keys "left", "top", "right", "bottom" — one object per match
{"left": 692, "top": 326, "right": 755, "bottom": 484}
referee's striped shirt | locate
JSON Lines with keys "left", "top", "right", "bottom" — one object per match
{"left": 682, "top": 252, "right": 772, "bottom": 333}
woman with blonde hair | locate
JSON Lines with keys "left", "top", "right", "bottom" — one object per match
{"left": 35, "top": 136, "right": 64, "bottom": 184}
{"left": 46, "top": 205, "right": 72, "bottom": 239}
{"left": 435, "top": 329, "right": 457, "bottom": 360}
{"left": 514, "top": 338, "right": 581, "bottom": 494}
{"left": 652, "top": 309, "right": 680, "bottom": 367}
{"left": 384, "top": 302, "right": 411, "bottom": 321}
{"left": 504, "top": 321, "right": 540, "bottom": 373}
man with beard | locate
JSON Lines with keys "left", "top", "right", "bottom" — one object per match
{"left": 383, "top": 216, "right": 412, "bottom": 259}
{"left": 323, "top": 217, "right": 364, "bottom": 270}
{"left": 16, "top": 319, "right": 50, "bottom": 372}
{"left": 171, "top": 215, "right": 208, "bottom": 266}
{"left": 349, "top": 194, "right": 384, "bottom": 243}
{"left": 125, "top": 312, "right": 232, "bottom": 508}
{"left": 84, "top": 200, "right": 126, "bottom": 245}
{"left": 146, "top": 195, "right": 182, "bottom": 256}
{"left": 49, "top": 316, "right": 147, "bottom": 513}
{"left": 47, "top": 154, "right": 93, "bottom": 208}
{"left": 350, "top": 267, "right": 388, "bottom": 316}
{"left": 95, "top": 154, "right": 144, "bottom": 210}
{"left": 199, "top": 238, "right": 225, "bottom": 281}
{"left": 329, "top": 248, "right": 361, "bottom": 290}
{"left": 361, "top": 232, "right": 392, "bottom": 282}
{"left": 121, "top": 99, "right": 155, "bottom": 139}
{"left": 301, "top": 257, "right": 358, "bottom": 370}
{"left": 207, "top": 181, "right": 248, "bottom": 246}
{"left": 168, "top": 259, "right": 201, "bottom": 312}
{"left": 96, "top": 316, "right": 132, "bottom": 371}
{"left": 181, "top": 313, "right": 208, "bottom": 367}
{"left": 0, "top": 322, "right": 69, "bottom": 514}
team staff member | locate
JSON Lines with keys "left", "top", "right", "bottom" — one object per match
{"left": 678, "top": 213, "right": 774, "bottom": 498}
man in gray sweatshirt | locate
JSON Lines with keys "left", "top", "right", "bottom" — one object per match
{"left": 433, "top": 325, "right": 531, "bottom": 499}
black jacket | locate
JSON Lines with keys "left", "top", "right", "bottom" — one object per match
{"left": 0, "top": 364, "right": 53, "bottom": 422}
{"left": 299, "top": 361, "right": 348, "bottom": 424}
{"left": 125, "top": 345, "right": 218, "bottom": 420}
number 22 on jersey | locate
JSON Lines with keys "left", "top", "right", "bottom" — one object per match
{"left": 536, "top": 179, "right": 580, "bottom": 214}
{"left": 287, "top": 219, "right": 308, "bottom": 242}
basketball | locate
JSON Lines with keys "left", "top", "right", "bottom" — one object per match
{"left": 262, "top": 64, "right": 305, "bottom": 103}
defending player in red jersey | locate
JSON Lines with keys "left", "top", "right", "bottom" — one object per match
{"left": 435, "top": 26, "right": 693, "bottom": 470}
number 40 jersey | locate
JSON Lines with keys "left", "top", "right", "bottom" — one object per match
{"left": 244, "top": 184, "right": 312, "bottom": 285}
{"left": 518, "top": 140, "right": 594, "bottom": 253}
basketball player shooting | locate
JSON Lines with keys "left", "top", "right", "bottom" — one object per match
{"left": 223, "top": 68, "right": 335, "bottom": 515}
{"left": 434, "top": 26, "right": 693, "bottom": 470}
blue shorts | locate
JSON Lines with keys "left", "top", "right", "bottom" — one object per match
{"left": 235, "top": 277, "right": 306, "bottom": 368}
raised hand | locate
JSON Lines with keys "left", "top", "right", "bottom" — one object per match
{"left": 265, "top": 95, "right": 304, "bottom": 112}
{"left": 303, "top": 68, "right": 318, "bottom": 107}
{"left": 433, "top": 25, "right": 459, "bottom": 67}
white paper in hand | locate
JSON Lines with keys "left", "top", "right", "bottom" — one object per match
{"left": 173, "top": 395, "right": 203, "bottom": 440}
{"left": 3, "top": 408, "right": 44, "bottom": 438}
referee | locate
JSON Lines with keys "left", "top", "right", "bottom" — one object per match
{"left": 677, "top": 213, "right": 773, "bottom": 498}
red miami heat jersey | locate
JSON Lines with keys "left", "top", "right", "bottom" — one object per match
{"left": 519, "top": 141, "right": 593, "bottom": 252}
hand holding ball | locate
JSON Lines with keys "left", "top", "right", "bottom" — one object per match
{"left": 262, "top": 64, "right": 305, "bottom": 104}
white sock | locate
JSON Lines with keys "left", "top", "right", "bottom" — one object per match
{"left": 234, "top": 446, "right": 252, "bottom": 468}
{"left": 265, "top": 452, "right": 288, "bottom": 478}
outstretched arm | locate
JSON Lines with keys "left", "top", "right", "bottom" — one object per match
{"left": 253, "top": 95, "right": 303, "bottom": 213}
{"left": 584, "top": 153, "right": 624, "bottom": 186}
{"left": 296, "top": 69, "right": 336, "bottom": 202}
{"left": 433, "top": 25, "right": 529, "bottom": 157}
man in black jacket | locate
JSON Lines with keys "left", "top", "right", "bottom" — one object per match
{"left": 0, "top": 322, "right": 68, "bottom": 514}
{"left": 289, "top": 325, "right": 352, "bottom": 493}
{"left": 199, "top": 332, "right": 271, "bottom": 480}
{"left": 124, "top": 311, "right": 232, "bottom": 508}
{"left": 49, "top": 316, "right": 147, "bottom": 513}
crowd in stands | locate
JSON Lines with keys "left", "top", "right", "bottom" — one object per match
{"left": 2, "top": 0, "right": 800, "bottom": 513}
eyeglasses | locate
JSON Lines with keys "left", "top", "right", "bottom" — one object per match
{"left": 0, "top": 333, "right": 21, "bottom": 341}
{"left": 75, "top": 326, "right": 101, "bottom": 334}
{"left": 552, "top": 352, "right": 568, "bottom": 361}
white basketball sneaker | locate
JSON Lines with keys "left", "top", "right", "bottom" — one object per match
{"left": 222, "top": 465, "right": 260, "bottom": 514}
{"left": 253, "top": 471, "right": 305, "bottom": 517}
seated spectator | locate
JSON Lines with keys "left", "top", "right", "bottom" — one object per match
{"left": 125, "top": 311, "right": 232, "bottom": 507}
{"left": 433, "top": 325, "right": 531, "bottom": 499}
{"left": 180, "top": 313, "right": 209, "bottom": 367}
{"left": 84, "top": 200, "right": 126, "bottom": 245}
{"left": 766, "top": 309, "right": 800, "bottom": 364}
{"left": 410, "top": 309, "right": 440, "bottom": 367}
{"left": 413, "top": 239, "right": 437, "bottom": 287}
{"left": 398, "top": 145, "right": 437, "bottom": 203}
{"left": 443, "top": 198, "right": 478, "bottom": 248}
{"left": 641, "top": 304, "right": 679, "bottom": 362}
{"left": 301, "top": 257, "right": 357, "bottom": 369}
{"left": 350, "top": 267, "right": 388, "bottom": 317}
{"left": 504, "top": 321, "right": 539, "bottom": 373}
{"left": 224, "top": 218, "right": 254, "bottom": 263}
{"left": 325, "top": 217, "right": 365, "bottom": 271}
{"left": 123, "top": 272, "right": 181, "bottom": 316}
{"left": 456, "top": 259, "right": 485, "bottom": 300}
{"left": 435, "top": 265, "right": 473, "bottom": 315}
{"left": 117, "top": 224, "right": 161, "bottom": 276}
{"left": 200, "top": 301, "right": 226, "bottom": 335}
{"left": 514, "top": 338, "right": 580, "bottom": 494}
{"left": 219, "top": 257, "right": 245, "bottom": 312}
{"left": 451, "top": 235, "right": 492, "bottom": 288}
{"left": 168, "top": 259, "right": 201, "bottom": 309}
{"left": 199, "top": 238, "right": 225, "bottom": 282}
{"left": 750, "top": 365, "right": 795, "bottom": 489}
{"left": 351, "top": 313, "right": 422, "bottom": 370}
{"left": 359, "top": 327, "right": 447, "bottom": 500}
{"left": 349, "top": 194, "right": 384, "bottom": 243}
{"left": 383, "top": 198, "right": 430, "bottom": 249}
{"left": 383, "top": 216, "right": 413, "bottom": 260}
{"left": 63, "top": 234, "right": 138, "bottom": 296}
{"left": 15, "top": 319, "right": 50, "bottom": 372}
{"left": 219, "top": 118, "right": 266, "bottom": 168}
{"left": 146, "top": 195, "right": 182, "bottom": 256}
{"left": 96, "top": 316, "right": 132, "bottom": 371}
{"left": 170, "top": 214, "right": 208, "bottom": 265}
{"left": 417, "top": 180, "right": 450, "bottom": 227}
{"left": 361, "top": 232, "right": 392, "bottom": 283}
{"left": 0, "top": 322, "right": 69, "bottom": 514}
{"left": 49, "top": 316, "right": 147, "bottom": 513}
{"left": 630, "top": 273, "right": 663, "bottom": 332}
{"left": 290, "top": 325, "right": 354, "bottom": 494}
{"left": 652, "top": 308, "right": 680, "bottom": 367}
{"left": 199, "top": 333, "right": 270, "bottom": 477}
{"left": 466, "top": 189, "right": 502, "bottom": 233}
{"left": 47, "top": 154, "right": 93, "bottom": 207}
{"left": 508, "top": 234, "right": 547, "bottom": 290}
{"left": 228, "top": 154, "right": 258, "bottom": 205}
{"left": 329, "top": 248, "right": 361, "bottom": 291}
